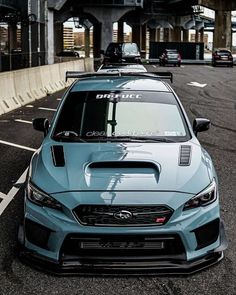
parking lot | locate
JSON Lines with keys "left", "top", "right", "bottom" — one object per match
{"left": 0, "top": 65, "right": 236, "bottom": 295}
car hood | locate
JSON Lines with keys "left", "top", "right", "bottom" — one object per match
{"left": 30, "top": 140, "right": 211, "bottom": 195}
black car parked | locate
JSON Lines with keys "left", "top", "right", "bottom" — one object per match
{"left": 101, "top": 42, "right": 141, "bottom": 64}
{"left": 212, "top": 49, "right": 233, "bottom": 67}
{"left": 159, "top": 49, "right": 181, "bottom": 67}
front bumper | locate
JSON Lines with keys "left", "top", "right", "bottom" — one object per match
{"left": 18, "top": 221, "right": 227, "bottom": 276}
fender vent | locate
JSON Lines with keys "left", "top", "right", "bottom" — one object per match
{"left": 179, "top": 145, "right": 192, "bottom": 166}
{"left": 51, "top": 145, "right": 65, "bottom": 167}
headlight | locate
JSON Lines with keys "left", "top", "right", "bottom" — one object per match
{"left": 26, "top": 182, "right": 62, "bottom": 210}
{"left": 183, "top": 179, "right": 217, "bottom": 211}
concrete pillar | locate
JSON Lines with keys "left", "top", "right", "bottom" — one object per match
{"left": 85, "top": 28, "right": 90, "bottom": 58}
{"left": 132, "top": 25, "right": 141, "bottom": 48}
{"left": 8, "top": 24, "right": 17, "bottom": 52}
{"left": 195, "top": 30, "right": 199, "bottom": 43}
{"left": 8, "top": 24, "right": 18, "bottom": 71}
{"left": 101, "top": 19, "right": 113, "bottom": 51}
{"left": 200, "top": 28, "right": 204, "bottom": 43}
{"left": 47, "top": 9, "right": 54, "bottom": 65}
{"left": 84, "top": 7, "right": 132, "bottom": 52}
{"left": 156, "top": 29, "right": 160, "bottom": 42}
{"left": 141, "top": 24, "right": 147, "bottom": 52}
{"left": 21, "top": 25, "right": 29, "bottom": 68}
{"left": 214, "top": 10, "right": 232, "bottom": 50}
{"left": 149, "top": 28, "right": 156, "bottom": 42}
{"left": 172, "top": 27, "right": 181, "bottom": 42}
{"left": 163, "top": 28, "right": 170, "bottom": 42}
{"left": 183, "top": 29, "right": 189, "bottom": 42}
{"left": 54, "top": 22, "right": 63, "bottom": 55}
{"left": 93, "top": 23, "right": 101, "bottom": 58}
{"left": 118, "top": 20, "right": 124, "bottom": 43}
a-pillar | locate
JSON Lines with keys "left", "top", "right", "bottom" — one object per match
{"left": 93, "top": 23, "right": 101, "bottom": 58}
{"left": 85, "top": 28, "right": 90, "bottom": 58}
{"left": 214, "top": 10, "right": 232, "bottom": 50}
{"left": 118, "top": 20, "right": 124, "bottom": 42}
{"left": 132, "top": 24, "right": 141, "bottom": 48}
{"left": 54, "top": 22, "right": 63, "bottom": 55}
{"left": 47, "top": 9, "right": 55, "bottom": 65}
{"left": 183, "top": 29, "right": 189, "bottom": 42}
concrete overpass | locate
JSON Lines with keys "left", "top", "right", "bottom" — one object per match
{"left": 1, "top": 0, "right": 236, "bottom": 70}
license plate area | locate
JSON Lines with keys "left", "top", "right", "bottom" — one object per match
{"left": 79, "top": 237, "right": 165, "bottom": 250}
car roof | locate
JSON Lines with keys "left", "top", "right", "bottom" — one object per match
{"left": 71, "top": 76, "right": 171, "bottom": 93}
{"left": 97, "top": 64, "right": 147, "bottom": 73}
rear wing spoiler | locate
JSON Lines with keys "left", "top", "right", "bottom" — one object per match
{"left": 65, "top": 71, "right": 173, "bottom": 83}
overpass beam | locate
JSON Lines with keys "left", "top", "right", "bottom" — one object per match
{"left": 213, "top": 10, "right": 232, "bottom": 50}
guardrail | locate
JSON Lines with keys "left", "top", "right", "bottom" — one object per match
{"left": 0, "top": 58, "right": 94, "bottom": 116}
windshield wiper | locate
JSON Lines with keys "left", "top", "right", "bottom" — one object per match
{"left": 84, "top": 136, "right": 175, "bottom": 143}
{"left": 114, "top": 136, "right": 175, "bottom": 143}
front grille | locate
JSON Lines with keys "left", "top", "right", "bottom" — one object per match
{"left": 61, "top": 234, "right": 186, "bottom": 260}
{"left": 73, "top": 205, "right": 173, "bottom": 226}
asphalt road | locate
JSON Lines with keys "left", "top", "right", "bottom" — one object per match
{"left": 0, "top": 65, "right": 235, "bottom": 295}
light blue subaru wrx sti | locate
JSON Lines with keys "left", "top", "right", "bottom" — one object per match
{"left": 19, "top": 72, "right": 227, "bottom": 275}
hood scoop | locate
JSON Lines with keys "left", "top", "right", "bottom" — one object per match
{"left": 51, "top": 145, "right": 65, "bottom": 167}
{"left": 179, "top": 145, "right": 192, "bottom": 166}
{"left": 89, "top": 161, "right": 158, "bottom": 170}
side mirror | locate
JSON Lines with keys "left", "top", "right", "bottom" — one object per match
{"left": 33, "top": 118, "right": 49, "bottom": 137}
{"left": 100, "top": 49, "right": 105, "bottom": 55}
{"left": 193, "top": 118, "right": 211, "bottom": 136}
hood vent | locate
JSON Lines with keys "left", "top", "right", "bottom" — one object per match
{"left": 89, "top": 161, "right": 157, "bottom": 170}
{"left": 179, "top": 145, "right": 192, "bottom": 166}
{"left": 51, "top": 145, "right": 65, "bottom": 167}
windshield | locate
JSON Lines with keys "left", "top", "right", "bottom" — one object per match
{"left": 122, "top": 43, "right": 139, "bottom": 55}
{"left": 53, "top": 91, "right": 190, "bottom": 143}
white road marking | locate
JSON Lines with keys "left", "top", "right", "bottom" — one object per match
{"left": 152, "top": 65, "right": 157, "bottom": 68}
{"left": 38, "top": 107, "right": 56, "bottom": 112}
{"left": 181, "top": 65, "right": 185, "bottom": 68}
{"left": 25, "top": 105, "right": 34, "bottom": 108}
{"left": 0, "top": 140, "right": 36, "bottom": 152}
{"left": 57, "top": 98, "right": 62, "bottom": 101}
{"left": 187, "top": 82, "right": 207, "bottom": 88}
{"left": 0, "top": 168, "right": 28, "bottom": 216}
{"left": 0, "top": 192, "right": 6, "bottom": 200}
{"left": 15, "top": 119, "right": 32, "bottom": 124}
